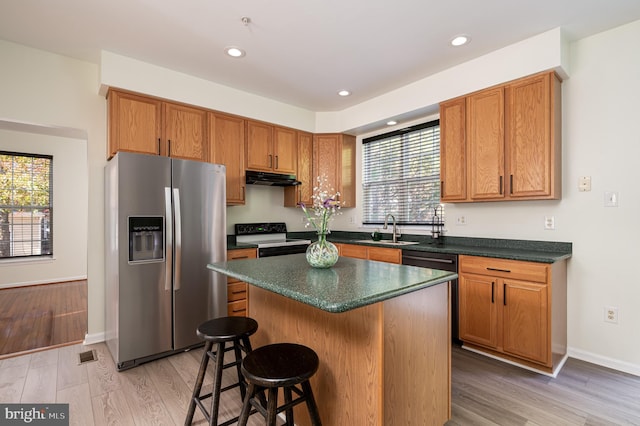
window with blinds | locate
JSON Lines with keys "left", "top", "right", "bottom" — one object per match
{"left": 0, "top": 151, "right": 53, "bottom": 259}
{"left": 362, "top": 120, "right": 443, "bottom": 225}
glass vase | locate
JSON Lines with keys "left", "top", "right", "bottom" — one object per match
{"left": 306, "top": 232, "right": 339, "bottom": 268}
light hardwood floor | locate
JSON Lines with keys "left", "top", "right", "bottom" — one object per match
{"left": 1, "top": 341, "right": 638, "bottom": 425}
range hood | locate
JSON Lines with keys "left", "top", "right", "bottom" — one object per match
{"left": 245, "top": 170, "right": 301, "bottom": 186}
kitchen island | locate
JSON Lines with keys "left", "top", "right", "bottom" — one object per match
{"left": 207, "top": 253, "right": 457, "bottom": 426}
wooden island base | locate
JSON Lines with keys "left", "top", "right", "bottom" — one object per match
{"left": 248, "top": 282, "right": 451, "bottom": 426}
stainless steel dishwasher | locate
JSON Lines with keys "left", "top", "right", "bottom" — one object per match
{"left": 402, "top": 250, "right": 460, "bottom": 344}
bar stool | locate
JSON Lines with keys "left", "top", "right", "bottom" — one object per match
{"left": 237, "top": 343, "right": 322, "bottom": 426}
{"left": 185, "top": 316, "right": 258, "bottom": 426}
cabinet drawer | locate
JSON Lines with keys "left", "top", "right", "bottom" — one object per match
{"left": 227, "top": 300, "right": 247, "bottom": 317}
{"left": 340, "top": 244, "right": 368, "bottom": 259}
{"left": 227, "top": 282, "right": 248, "bottom": 302}
{"left": 459, "top": 255, "right": 548, "bottom": 283}
{"left": 227, "top": 248, "right": 257, "bottom": 284}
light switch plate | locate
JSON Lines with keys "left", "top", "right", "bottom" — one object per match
{"left": 604, "top": 191, "right": 619, "bottom": 207}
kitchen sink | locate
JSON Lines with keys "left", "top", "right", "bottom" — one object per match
{"left": 352, "top": 240, "right": 420, "bottom": 246}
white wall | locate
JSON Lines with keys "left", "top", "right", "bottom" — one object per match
{"left": 0, "top": 128, "right": 87, "bottom": 287}
{"left": 0, "top": 39, "right": 106, "bottom": 339}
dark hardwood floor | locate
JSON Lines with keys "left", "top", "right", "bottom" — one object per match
{"left": 0, "top": 280, "right": 87, "bottom": 357}
{"left": 448, "top": 344, "right": 640, "bottom": 425}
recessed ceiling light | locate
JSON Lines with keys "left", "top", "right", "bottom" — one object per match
{"left": 450, "top": 35, "right": 470, "bottom": 47}
{"left": 386, "top": 120, "right": 397, "bottom": 126}
{"left": 225, "top": 46, "right": 246, "bottom": 58}
{"left": 337, "top": 90, "right": 351, "bottom": 97}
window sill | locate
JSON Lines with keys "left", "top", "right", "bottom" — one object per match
{"left": 0, "top": 256, "right": 56, "bottom": 266}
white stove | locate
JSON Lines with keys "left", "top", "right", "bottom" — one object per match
{"left": 234, "top": 223, "right": 311, "bottom": 257}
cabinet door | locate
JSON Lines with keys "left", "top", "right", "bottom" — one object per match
{"left": 164, "top": 102, "right": 207, "bottom": 161}
{"left": 284, "top": 131, "right": 313, "bottom": 207}
{"left": 468, "top": 87, "right": 505, "bottom": 200}
{"left": 246, "top": 120, "right": 274, "bottom": 172}
{"left": 502, "top": 279, "right": 549, "bottom": 365}
{"left": 209, "top": 112, "right": 246, "bottom": 205}
{"left": 108, "top": 90, "right": 162, "bottom": 158}
{"left": 440, "top": 97, "right": 467, "bottom": 202}
{"left": 459, "top": 273, "right": 498, "bottom": 349}
{"left": 506, "top": 72, "right": 556, "bottom": 199}
{"left": 313, "top": 134, "right": 356, "bottom": 207}
{"left": 273, "top": 126, "right": 297, "bottom": 174}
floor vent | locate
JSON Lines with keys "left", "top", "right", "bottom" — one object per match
{"left": 78, "top": 349, "right": 97, "bottom": 365}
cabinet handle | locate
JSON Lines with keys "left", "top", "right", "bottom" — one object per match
{"left": 232, "top": 308, "right": 246, "bottom": 313}
{"left": 231, "top": 290, "right": 246, "bottom": 295}
{"left": 440, "top": 181, "right": 444, "bottom": 195}
{"left": 157, "top": 138, "right": 161, "bottom": 155}
{"left": 491, "top": 281, "right": 495, "bottom": 303}
{"left": 503, "top": 283, "right": 507, "bottom": 305}
{"left": 486, "top": 267, "right": 511, "bottom": 273}
{"left": 231, "top": 256, "right": 249, "bottom": 260}
{"left": 499, "top": 176, "right": 503, "bottom": 195}
{"left": 268, "top": 154, "right": 273, "bottom": 168}
{"left": 275, "top": 155, "right": 279, "bottom": 169}
{"left": 168, "top": 139, "right": 171, "bottom": 157}
{"left": 510, "top": 175, "right": 514, "bottom": 194}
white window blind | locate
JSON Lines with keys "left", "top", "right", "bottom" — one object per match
{"left": 0, "top": 151, "right": 53, "bottom": 259}
{"left": 362, "top": 120, "right": 443, "bottom": 225}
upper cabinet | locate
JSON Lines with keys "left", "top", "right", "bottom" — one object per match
{"left": 284, "top": 131, "right": 313, "bottom": 207}
{"left": 313, "top": 133, "right": 356, "bottom": 208}
{"left": 440, "top": 70, "right": 562, "bottom": 203}
{"left": 108, "top": 89, "right": 207, "bottom": 162}
{"left": 245, "top": 120, "right": 297, "bottom": 175}
{"left": 209, "top": 112, "right": 246, "bottom": 205}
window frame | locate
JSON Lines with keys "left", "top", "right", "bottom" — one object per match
{"left": 361, "top": 120, "right": 443, "bottom": 227}
{"left": 0, "top": 150, "right": 54, "bottom": 260}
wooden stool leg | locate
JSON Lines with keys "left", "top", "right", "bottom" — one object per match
{"left": 237, "top": 383, "right": 256, "bottom": 426}
{"left": 266, "top": 387, "right": 279, "bottom": 426}
{"left": 209, "top": 342, "right": 226, "bottom": 426}
{"left": 233, "top": 338, "right": 246, "bottom": 400}
{"left": 302, "top": 380, "right": 322, "bottom": 426}
{"left": 283, "top": 387, "right": 294, "bottom": 426}
{"left": 185, "top": 341, "right": 212, "bottom": 425}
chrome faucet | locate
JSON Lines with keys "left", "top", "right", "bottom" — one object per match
{"left": 383, "top": 214, "right": 400, "bottom": 243}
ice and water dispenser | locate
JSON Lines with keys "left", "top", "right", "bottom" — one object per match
{"left": 128, "top": 216, "right": 164, "bottom": 263}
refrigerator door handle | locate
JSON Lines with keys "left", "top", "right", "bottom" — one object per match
{"left": 164, "top": 187, "right": 173, "bottom": 291}
{"left": 173, "top": 187, "right": 182, "bottom": 291}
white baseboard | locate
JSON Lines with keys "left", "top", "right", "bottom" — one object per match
{"left": 567, "top": 346, "right": 640, "bottom": 377}
{"left": 0, "top": 276, "right": 87, "bottom": 289}
{"left": 84, "top": 332, "right": 106, "bottom": 346}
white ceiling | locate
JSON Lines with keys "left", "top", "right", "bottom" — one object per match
{"left": 1, "top": 0, "right": 640, "bottom": 112}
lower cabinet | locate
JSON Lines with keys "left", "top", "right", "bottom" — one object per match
{"left": 458, "top": 254, "right": 567, "bottom": 374}
{"left": 337, "top": 244, "right": 401, "bottom": 264}
{"left": 226, "top": 248, "right": 257, "bottom": 316}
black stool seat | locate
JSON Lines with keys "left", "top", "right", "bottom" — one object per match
{"left": 238, "top": 343, "right": 322, "bottom": 426}
{"left": 185, "top": 316, "right": 258, "bottom": 426}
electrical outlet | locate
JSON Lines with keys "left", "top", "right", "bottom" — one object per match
{"left": 349, "top": 215, "right": 355, "bottom": 224}
{"left": 604, "top": 306, "right": 619, "bottom": 324}
{"left": 456, "top": 216, "right": 466, "bottom": 225}
{"left": 544, "top": 216, "right": 555, "bottom": 230}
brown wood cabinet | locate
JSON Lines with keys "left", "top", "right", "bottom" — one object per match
{"left": 209, "top": 112, "right": 246, "bottom": 205}
{"left": 284, "top": 131, "right": 313, "bottom": 207}
{"left": 440, "top": 70, "right": 561, "bottom": 203}
{"left": 226, "top": 248, "right": 257, "bottom": 317}
{"left": 458, "top": 254, "right": 566, "bottom": 374}
{"left": 108, "top": 89, "right": 207, "bottom": 161}
{"left": 313, "top": 133, "right": 356, "bottom": 208}
{"left": 337, "top": 243, "right": 401, "bottom": 264}
{"left": 245, "top": 120, "right": 297, "bottom": 175}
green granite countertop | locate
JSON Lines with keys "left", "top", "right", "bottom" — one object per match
{"left": 207, "top": 254, "right": 457, "bottom": 313}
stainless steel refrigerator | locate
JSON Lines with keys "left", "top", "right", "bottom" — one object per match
{"left": 105, "top": 152, "right": 227, "bottom": 370}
